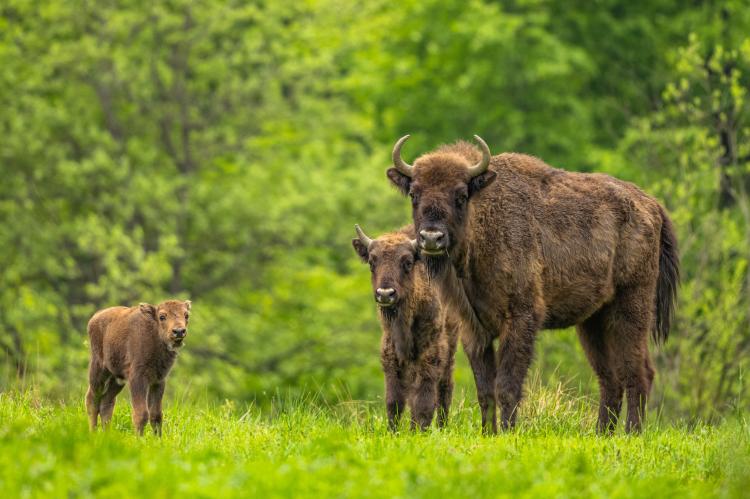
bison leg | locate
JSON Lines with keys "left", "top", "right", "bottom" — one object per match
{"left": 86, "top": 362, "right": 111, "bottom": 430}
{"left": 577, "top": 310, "right": 624, "bottom": 434}
{"left": 436, "top": 364, "right": 455, "bottom": 428}
{"left": 148, "top": 381, "right": 166, "bottom": 436}
{"left": 463, "top": 337, "right": 497, "bottom": 434}
{"left": 98, "top": 377, "right": 125, "bottom": 429}
{"left": 496, "top": 313, "right": 538, "bottom": 430}
{"left": 410, "top": 376, "right": 438, "bottom": 431}
{"left": 384, "top": 371, "right": 406, "bottom": 432}
{"left": 437, "top": 316, "right": 460, "bottom": 428}
{"left": 128, "top": 376, "right": 149, "bottom": 436}
{"left": 644, "top": 354, "right": 655, "bottom": 398}
{"left": 608, "top": 286, "right": 654, "bottom": 433}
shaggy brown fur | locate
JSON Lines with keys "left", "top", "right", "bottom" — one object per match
{"left": 85, "top": 299, "right": 192, "bottom": 435}
{"left": 387, "top": 140, "right": 679, "bottom": 434}
{"left": 353, "top": 225, "right": 459, "bottom": 431}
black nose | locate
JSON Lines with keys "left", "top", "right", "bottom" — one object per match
{"left": 172, "top": 328, "right": 186, "bottom": 338}
{"left": 419, "top": 230, "right": 446, "bottom": 252}
{"left": 375, "top": 288, "right": 396, "bottom": 304}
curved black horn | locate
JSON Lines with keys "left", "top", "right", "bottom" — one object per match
{"left": 392, "top": 135, "right": 414, "bottom": 177}
{"left": 467, "top": 135, "right": 491, "bottom": 177}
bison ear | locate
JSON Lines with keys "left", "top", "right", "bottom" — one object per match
{"left": 352, "top": 238, "right": 369, "bottom": 262}
{"left": 468, "top": 170, "right": 496, "bottom": 197}
{"left": 184, "top": 300, "right": 192, "bottom": 311}
{"left": 386, "top": 168, "right": 411, "bottom": 196}
{"left": 139, "top": 303, "right": 157, "bottom": 319}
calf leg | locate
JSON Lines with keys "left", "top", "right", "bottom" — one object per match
{"left": 384, "top": 371, "right": 406, "bottom": 432}
{"left": 85, "top": 386, "right": 100, "bottom": 431}
{"left": 410, "top": 376, "right": 438, "bottom": 431}
{"left": 437, "top": 315, "right": 459, "bottom": 428}
{"left": 436, "top": 362, "right": 455, "bottom": 428}
{"left": 577, "top": 310, "right": 623, "bottom": 434}
{"left": 496, "top": 313, "right": 538, "bottom": 430}
{"left": 463, "top": 337, "right": 497, "bottom": 434}
{"left": 129, "top": 376, "right": 149, "bottom": 436}
{"left": 148, "top": 381, "right": 166, "bottom": 436}
{"left": 86, "top": 362, "right": 110, "bottom": 430}
{"left": 98, "top": 378, "right": 125, "bottom": 429}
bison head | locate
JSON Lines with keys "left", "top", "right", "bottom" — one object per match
{"left": 140, "top": 299, "right": 192, "bottom": 351}
{"left": 386, "top": 135, "right": 496, "bottom": 274}
{"left": 352, "top": 225, "right": 419, "bottom": 319}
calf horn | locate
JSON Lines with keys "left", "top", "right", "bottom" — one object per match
{"left": 392, "top": 135, "right": 414, "bottom": 177}
{"left": 354, "top": 224, "right": 373, "bottom": 249}
{"left": 467, "top": 135, "right": 491, "bottom": 178}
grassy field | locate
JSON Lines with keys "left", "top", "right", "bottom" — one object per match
{"left": 1, "top": 387, "right": 748, "bottom": 499}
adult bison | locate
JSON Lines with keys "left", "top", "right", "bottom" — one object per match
{"left": 386, "top": 135, "right": 679, "bottom": 434}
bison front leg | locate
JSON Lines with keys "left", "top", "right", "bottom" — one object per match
{"left": 148, "top": 381, "right": 166, "bottom": 436}
{"left": 384, "top": 371, "right": 406, "bottom": 432}
{"left": 436, "top": 373, "right": 454, "bottom": 429}
{"left": 128, "top": 376, "right": 149, "bottom": 436}
{"left": 410, "top": 376, "right": 438, "bottom": 432}
{"left": 496, "top": 313, "right": 538, "bottom": 430}
{"left": 463, "top": 337, "right": 497, "bottom": 435}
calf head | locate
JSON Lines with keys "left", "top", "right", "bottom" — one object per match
{"left": 386, "top": 135, "right": 496, "bottom": 275}
{"left": 139, "top": 299, "right": 192, "bottom": 351}
{"left": 352, "top": 225, "right": 419, "bottom": 320}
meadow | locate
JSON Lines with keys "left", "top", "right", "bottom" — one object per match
{"left": 2, "top": 1, "right": 750, "bottom": 497}
{"left": 2, "top": 383, "right": 748, "bottom": 498}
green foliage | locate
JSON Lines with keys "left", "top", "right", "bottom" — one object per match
{"left": 0, "top": 0, "right": 749, "bottom": 421}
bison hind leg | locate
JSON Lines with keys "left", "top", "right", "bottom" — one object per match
{"left": 577, "top": 308, "right": 623, "bottom": 434}
{"left": 581, "top": 285, "right": 655, "bottom": 434}
{"left": 86, "top": 362, "right": 113, "bottom": 431}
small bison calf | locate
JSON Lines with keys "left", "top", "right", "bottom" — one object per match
{"left": 85, "top": 299, "right": 192, "bottom": 435}
{"left": 353, "top": 225, "right": 459, "bottom": 431}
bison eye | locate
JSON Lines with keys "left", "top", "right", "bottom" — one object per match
{"left": 455, "top": 193, "right": 468, "bottom": 209}
{"left": 402, "top": 259, "right": 413, "bottom": 273}
{"left": 159, "top": 314, "right": 166, "bottom": 321}
{"left": 368, "top": 260, "right": 376, "bottom": 272}
{"left": 409, "top": 192, "right": 419, "bottom": 207}
{"left": 185, "top": 313, "right": 189, "bottom": 320}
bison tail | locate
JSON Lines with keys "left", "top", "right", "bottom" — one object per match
{"left": 654, "top": 205, "right": 680, "bottom": 344}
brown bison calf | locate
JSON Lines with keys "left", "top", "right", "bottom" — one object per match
{"left": 85, "top": 299, "right": 192, "bottom": 435}
{"left": 353, "top": 224, "right": 459, "bottom": 431}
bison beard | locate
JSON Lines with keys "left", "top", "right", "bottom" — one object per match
{"left": 379, "top": 304, "right": 398, "bottom": 324}
{"left": 424, "top": 254, "right": 450, "bottom": 280}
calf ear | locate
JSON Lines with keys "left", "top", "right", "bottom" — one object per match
{"left": 468, "top": 170, "right": 497, "bottom": 197}
{"left": 139, "top": 303, "right": 157, "bottom": 319}
{"left": 184, "top": 300, "right": 192, "bottom": 311}
{"left": 386, "top": 168, "right": 411, "bottom": 196}
{"left": 351, "top": 239, "right": 369, "bottom": 262}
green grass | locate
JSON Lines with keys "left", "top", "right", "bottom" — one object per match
{"left": 0, "top": 386, "right": 748, "bottom": 498}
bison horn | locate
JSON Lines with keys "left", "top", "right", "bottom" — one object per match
{"left": 392, "top": 134, "right": 414, "bottom": 177}
{"left": 467, "top": 134, "right": 491, "bottom": 178}
{"left": 354, "top": 224, "right": 373, "bottom": 249}
{"left": 410, "top": 239, "right": 418, "bottom": 252}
